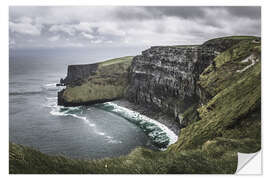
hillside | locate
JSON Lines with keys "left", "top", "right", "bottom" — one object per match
{"left": 10, "top": 36, "right": 261, "bottom": 174}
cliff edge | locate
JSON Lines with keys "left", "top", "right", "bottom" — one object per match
{"left": 58, "top": 56, "right": 133, "bottom": 106}
{"left": 10, "top": 36, "right": 261, "bottom": 174}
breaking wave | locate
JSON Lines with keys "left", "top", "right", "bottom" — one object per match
{"left": 45, "top": 96, "right": 122, "bottom": 144}
{"left": 42, "top": 82, "right": 177, "bottom": 149}
{"left": 95, "top": 102, "right": 178, "bottom": 149}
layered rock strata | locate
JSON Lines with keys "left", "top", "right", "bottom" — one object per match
{"left": 61, "top": 63, "right": 99, "bottom": 86}
{"left": 125, "top": 46, "right": 217, "bottom": 126}
{"left": 57, "top": 37, "right": 257, "bottom": 127}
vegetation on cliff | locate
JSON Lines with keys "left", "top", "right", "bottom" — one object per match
{"left": 60, "top": 56, "right": 133, "bottom": 105}
{"left": 10, "top": 36, "right": 261, "bottom": 174}
{"left": 169, "top": 38, "right": 261, "bottom": 152}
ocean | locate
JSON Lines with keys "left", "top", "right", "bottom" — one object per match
{"left": 9, "top": 48, "right": 177, "bottom": 159}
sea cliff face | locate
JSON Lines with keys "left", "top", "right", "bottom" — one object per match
{"left": 125, "top": 46, "right": 217, "bottom": 126}
{"left": 10, "top": 36, "right": 261, "bottom": 174}
{"left": 58, "top": 56, "right": 133, "bottom": 106}
{"left": 61, "top": 63, "right": 99, "bottom": 86}
{"left": 57, "top": 37, "right": 257, "bottom": 127}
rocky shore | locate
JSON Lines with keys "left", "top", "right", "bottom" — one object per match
{"left": 58, "top": 36, "right": 260, "bottom": 129}
{"left": 10, "top": 36, "right": 261, "bottom": 174}
{"left": 112, "top": 99, "right": 180, "bottom": 135}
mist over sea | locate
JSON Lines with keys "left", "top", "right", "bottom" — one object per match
{"left": 9, "top": 48, "right": 161, "bottom": 159}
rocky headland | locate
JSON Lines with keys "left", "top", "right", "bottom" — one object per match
{"left": 57, "top": 56, "right": 133, "bottom": 106}
{"left": 10, "top": 36, "right": 261, "bottom": 174}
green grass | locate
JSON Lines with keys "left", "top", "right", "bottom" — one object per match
{"left": 9, "top": 143, "right": 238, "bottom": 174}
{"left": 179, "top": 104, "right": 200, "bottom": 127}
{"left": 99, "top": 56, "right": 133, "bottom": 67}
{"left": 63, "top": 56, "right": 133, "bottom": 103}
{"left": 170, "top": 45, "right": 200, "bottom": 48}
{"left": 204, "top": 36, "right": 259, "bottom": 42}
{"left": 10, "top": 37, "right": 261, "bottom": 174}
{"left": 199, "top": 39, "right": 261, "bottom": 97}
{"left": 169, "top": 39, "right": 261, "bottom": 152}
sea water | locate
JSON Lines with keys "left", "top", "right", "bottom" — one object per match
{"left": 9, "top": 49, "right": 177, "bottom": 159}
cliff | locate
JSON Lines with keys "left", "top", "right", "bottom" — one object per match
{"left": 61, "top": 63, "right": 99, "bottom": 86}
{"left": 10, "top": 36, "right": 261, "bottom": 174}
{"left": 125, "top": 46, "right": 217, "bottom": 127}
{"left": 58, "top": 37, "right": 259, "bottom": 127}
{"left": 169, "top": 37, "right": 261, "bottom": 152}
{"left": 58, "top": 56, "right": 133, "bottom": 106}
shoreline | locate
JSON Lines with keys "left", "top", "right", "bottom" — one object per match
{"left": 112, "top": 99, "right": 181, "bottom": 136}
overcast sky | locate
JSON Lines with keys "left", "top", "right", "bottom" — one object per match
{"left": 9, "top": 6, "right": 261, "bottom": 50}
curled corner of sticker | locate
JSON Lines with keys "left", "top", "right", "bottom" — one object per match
{"left": 236, "top": 150, "right": 262, "bottom": 175}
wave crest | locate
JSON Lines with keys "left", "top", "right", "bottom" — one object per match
{"left": 45, "top": 97, "right": 122, "bottom": 144}
{"left": 95, "top": 102, "right": 178, "bottom": 149}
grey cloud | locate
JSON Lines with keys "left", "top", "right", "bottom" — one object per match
{"left": 144, "top": 6, "right": 206, "bottom": 19}
{"left": 113, "top": 6, "right": 206, "bottom": 21}
{"left": 9, "top": 6, "right": 261, "bottom": 50}
{"left": 225, "top": 6, "right": 261, "bottom": 20}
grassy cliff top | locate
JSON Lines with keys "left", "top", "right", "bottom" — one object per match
{"left": 10, "top": 37, "right": 261, "bottom": 174}
{"left": 208, "top": 35, "right": 259, "bottom": 40}
{"left": 169, "top": 38, "right": 261, "bottom": 152}
{"left": 150, "top": 45, "right": 199, "bottom": 49}
{"left": 62, "top": 56, "right": 133, "bottom": 104}
{"left": 151, "top": 36, "right": 259, "bottom": 50}
{"left": 99, "top": 56, "right": 133, "bottom": 67}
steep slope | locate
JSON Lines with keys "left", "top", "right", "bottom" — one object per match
{"left": 125, "top": 46, "right": 217, "bottom": 126}
{"left": 10, "top": 36, "right": 261, "bottom": 174}
{"left": 58, "top": 56, "right": 133, "bottom": 106}
{"left": 125, "top": 37, "right": 256, "bottom": 127}
{"left": 169, "top": 38, "right": 261, "bottom": 153}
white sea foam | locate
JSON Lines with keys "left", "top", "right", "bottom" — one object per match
{"left": 101, "top": 102, "right": 178, "bottom": 149}
{"left": 45, "top": 96, "right": 121, "bottom": 144}
{"left": 42, "top": 83, "right": 65, "bottom": 92}
{"left": 44, "top": 83, "right": 56, "bottom": 87}
{"left": 43, "top": 84, "right": 170, "bottom": 147}
{"left": 105, "top": 135, "right": 122, "bottom": 144}
{"left": 46, "top": 97, "right": 57, "bottom": 100}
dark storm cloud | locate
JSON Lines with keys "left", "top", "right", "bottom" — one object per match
{"left": 9, "top": 6, "right": 261, "bottom": 49}
{"left": 224, "top": 6, "right": 261, "bottom": 20}
{"left": 112, "top": 7, "right": 154, "bottom": 21}
{"left": 113, "top": 6, "right": 206, "bottom": 20}
{"left": 114, "top": 6, "right": 260, "bottom": 21}
{"left": 144, "top": 6, "right": 206, "bottom": 19}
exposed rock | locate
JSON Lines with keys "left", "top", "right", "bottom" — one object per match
{"left": 58, "top": 56, "right": 133, "bottom": 106}
{"left": 169, "top": 37, "right": 261, "bottom": 152}
{"left": 10, "top": 36, "right": 261, "bottom": 174}
{"left": 125, "top": 46, "right": 217, "bottom": 126}
{"left": 62, "top": 63, "right": 99, "bottom": 86}
{"left": 57, "top": 37, "right": 258, "bottom": 128}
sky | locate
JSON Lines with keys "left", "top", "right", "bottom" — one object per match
{"left": 9, "top": 6, "right": 261, "bottom": 56}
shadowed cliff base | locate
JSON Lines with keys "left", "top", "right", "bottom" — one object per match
{"left": 10, "top": 36, "right": 261, "bottom": 174}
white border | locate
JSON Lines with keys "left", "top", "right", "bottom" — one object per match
{"left": 1, "top": 0, "right": 269, "bottom": 179}
{"left": 7, "top": 0, "right": 263, "bottom": 6}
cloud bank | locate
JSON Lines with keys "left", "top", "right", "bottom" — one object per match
{"left": 9, "top": 6, "right": 261, "bottom": 49}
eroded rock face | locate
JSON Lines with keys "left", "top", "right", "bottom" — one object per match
{"left": 62, "top": 63, "right": 99, "bottom": 86}
{"left": 57, "top": 57, "right": 133, "bottom": 106}
{"left": 126, "top": 46, "right": 217, "bottom": 124}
